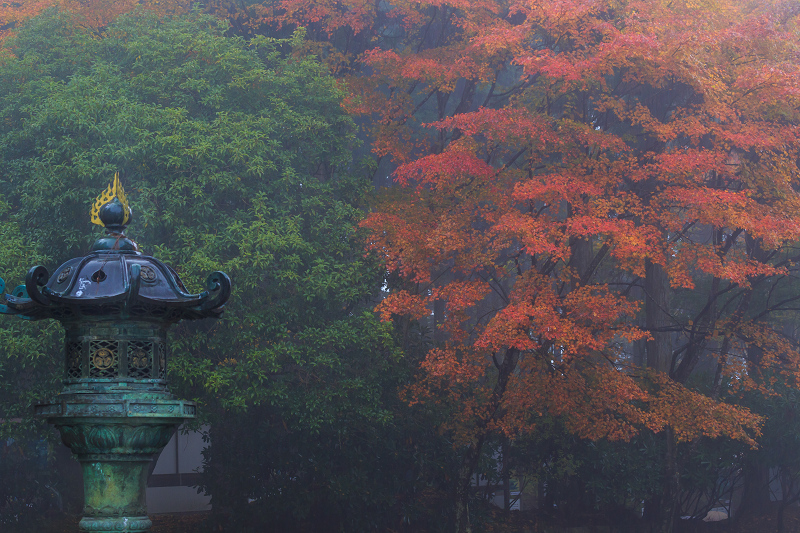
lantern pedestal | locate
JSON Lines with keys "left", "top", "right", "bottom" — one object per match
{"left": 37, "top": 391, "right": 196, "bottom": 532}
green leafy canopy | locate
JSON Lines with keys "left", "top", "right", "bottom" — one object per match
{"left": 0, "top": 6, "right": 399, "bottom": 436}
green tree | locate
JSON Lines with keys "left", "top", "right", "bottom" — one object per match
{"left": 0, "top": 9, "right": 419, "bottom": 530}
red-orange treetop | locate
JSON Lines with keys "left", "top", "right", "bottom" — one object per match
{"left": 0, "top": 0, "right": 189, "bottom": 41}
{"left": 338, "top": 0, "right": 798, "bottom": 446}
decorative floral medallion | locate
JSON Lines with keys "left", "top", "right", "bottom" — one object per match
{"left": 57, "top": 267, "right": 72, "bottom": 283}
{"left": 93, "top": 348, "right": 114, "bottom": 370}
{"left": 139, "top": 265, "right": 157, "bottom": 282}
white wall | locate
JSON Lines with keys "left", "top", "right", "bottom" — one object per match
{"left": 146, "top": 425, "right": 211, "bottom": 514}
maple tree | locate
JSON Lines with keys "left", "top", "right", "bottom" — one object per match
{"left": 0, "top": 0, "right": 189, "bottom": 40}
{"left": 214, "top": 0, "right": 800, "bottom": 530}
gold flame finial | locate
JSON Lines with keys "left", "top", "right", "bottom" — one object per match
{"left": 91, "top": 173, "right": 130, "bottom": 227}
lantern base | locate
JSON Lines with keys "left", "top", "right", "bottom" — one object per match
{"left": 79, "top": 516, "right": 153, "bottom": 532}
{"left": 37, "top": 391, "right": 196, "bottom": 533}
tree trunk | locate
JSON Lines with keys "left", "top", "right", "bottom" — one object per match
{"left": 570, "top": 237, "right": 593, "bottom": 285}
{"left": 645, "top": 260, "right": 671, "bottom": 373}
{"left": 738, "top": 459, "right": 771, "bottom": 519}
{"left": 454, "top": 349, "right": 519, "bottom": 533}
{"left": 502, "top": 435, "right": 511, "bottom": 510}
{"left": 454, "top": 437, "right": 484, "bottom": 533}
{"left": 644, "top": 261, "right": 679, "bottom": 533}
{"left": 660, "top": 428, "right": 680, "bottom": 533}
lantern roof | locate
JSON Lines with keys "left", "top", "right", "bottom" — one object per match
{"left": 0, "top": 175, "right": 230, "bottom": 323}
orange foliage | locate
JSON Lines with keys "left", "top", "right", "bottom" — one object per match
{"left": 333, "top": 0, "right": 799, "bottom": 448}
{"left": 221, "top": 0, "right": 800, "bottom": 449}
{"left": 0, "top": 0, "right": 189, "bottom": 41}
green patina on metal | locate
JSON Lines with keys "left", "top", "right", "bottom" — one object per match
{"left": 0, "top": 177, "right": 231, "bottom": 533}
